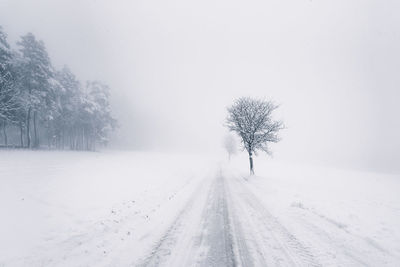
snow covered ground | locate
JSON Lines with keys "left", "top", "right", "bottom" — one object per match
{"left": 0, "top": 151, "right": 399, "bottom": 266}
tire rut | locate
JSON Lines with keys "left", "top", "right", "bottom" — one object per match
{"left": 138, "top": 179, "right": 208, "bottom": 267}
{"left": 232, "top": 176, "right": 321, "bottom": 267}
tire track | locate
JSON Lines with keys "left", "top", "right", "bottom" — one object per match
{"left": 222, "top": 175, "right": 254, "bottom": 267}
{"left": 229, "top": 176, "right": 321, "bottom": 267}
{"left": 196, "top": 176, "right": 236, "bottom": 266}
{"left": 138, "top": 178, "right": 209, "bottom": 266}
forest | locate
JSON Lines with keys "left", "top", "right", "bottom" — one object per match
{"left": 0, "top": 26, "right": 116, "bottom": 150}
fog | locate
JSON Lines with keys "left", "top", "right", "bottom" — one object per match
{"left": 1, "top": 0, "right": 399, "bottom": 172}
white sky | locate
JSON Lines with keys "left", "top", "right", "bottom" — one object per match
{"left": 1, "top": 0, "right": 399, "bottom": 172}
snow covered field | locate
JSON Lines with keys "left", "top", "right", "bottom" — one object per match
{"left": 1, "top": 151, "right": 399, "bottom": 266}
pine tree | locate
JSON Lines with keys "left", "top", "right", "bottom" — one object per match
{"left": 17, "top": 33, "right": 53, "bottom": 148}
{"left": 0, "top": 26, "right": 20, "bottom": 146}
{"left": 54, "top": 66, "right": 82, "bottom": 149}
{"left": 88, "top": 81, "right": 117, "bottom": 147}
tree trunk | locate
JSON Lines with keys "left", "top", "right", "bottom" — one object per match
{"left": 19, "top": 121, "right": 24, "bottom": 147}
{"left": 92, "top": 136, "right": 96, "bottom": 151}
{"left": 73, "top": 127, "right": 77, "bottom": 150}
{"left": 83, "top": 127, "right": 88, "bottom": 150}
{"left": 47, "top": 128, "right": 51, "bottom": 149}
{"left": 249, "top": 152, "right": 254, "bottom": 175}
{"left": 33, "top": 110, "right": 38, "bottom": 148}
{"left": 81, "top": 127, "right": 84, "bottom": 150}
{"left": 2, "top": 121, "right": 7, "bottom": 147}
{"left": 62, "top": 126, "right": 65, "bottom": 149}
{"left": 26, "top": 107, "right": 31, "bottom": 148}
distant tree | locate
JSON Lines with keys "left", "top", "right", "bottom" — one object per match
{"left": 225, "top": 97, "right": 284, "bottom": 175}
{"left": 42, "top": 77, "right": 61, "bottom": 148}
{"left": 49, "top": 78, "right": 117, "bottom": 151}
{"left": 85, "top": 81, "right": 117, "bottom": 149}
{"left": 17, "top": 33, "right": 53, "bottom": 148}
{"left": 53, "top": 66, "right": 82, "bottom": 149}
{"left": 223, "top": 134, "right": 237, "bottom": 161}
{"left": 11, "top": 51, "right": 30, "bottom": 147}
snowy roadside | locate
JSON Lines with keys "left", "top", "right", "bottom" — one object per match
{"left": 223, "top": 156, "right": 400, "bottom": 266}
{"left": 0, "top": 150, "right": 217, "bottom": 266}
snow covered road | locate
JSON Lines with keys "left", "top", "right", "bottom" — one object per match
{"left": 138, "top": 170, "right": 321, "bottom": 267}
{"left": 140, "top": 172, "right": 239, "bottom": 266}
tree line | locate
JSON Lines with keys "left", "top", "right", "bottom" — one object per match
{"left": 0, "top": 26, "right": 116, "bottom": 150}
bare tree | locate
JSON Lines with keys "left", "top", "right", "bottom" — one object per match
{"left": 223, "top": 134, "right": 237, "bottom": 161}
{"left": 226, "top": 97, "right": 284, "bottom": 175}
